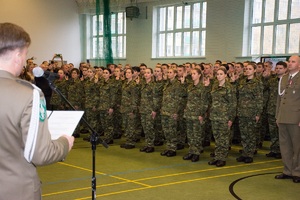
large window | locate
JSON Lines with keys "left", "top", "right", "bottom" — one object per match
{"left": 153, "top": 2, "right": 207, "bottom": 58}
{"left": 249, "top": 0, "right": 300, "bottom": 56}
{"left": 92, "top": 12, "right": 126, "bottom": 58}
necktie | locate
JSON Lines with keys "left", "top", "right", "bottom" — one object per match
{"left": 288, "top": 75, "right": 292, "bottom": 85}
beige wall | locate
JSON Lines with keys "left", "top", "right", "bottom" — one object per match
{"left": 0, "top": 0, "right": 252, "bottom": 67}
{"left": 125, "top": 0, "right": 251, "bottom": 67}
{"left": 0, "top": 0, "right": 81, "bottom": 66}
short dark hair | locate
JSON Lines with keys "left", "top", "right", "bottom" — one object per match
{"left": 276, "top": 61, "right": 287, "bottom": 68}
{"left": 0, "top": 23, "right": 31, "bottom": 56}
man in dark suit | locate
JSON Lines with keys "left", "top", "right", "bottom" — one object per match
{"left": 275, "top": 55, "right": 300, "bottom": 183}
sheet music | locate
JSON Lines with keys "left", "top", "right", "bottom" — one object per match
{"left": 47, "top": 110, "right": 84, "bottom": 140}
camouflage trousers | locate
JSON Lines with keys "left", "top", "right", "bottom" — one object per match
{"left": 99, "top": 110, "right": 113, "bottom": 140}
{"left": 186, "top": 119, "right": 204, "bottom": 155}
{"left": 203, "top": 118, "right": 213, "bottom": 144}
{"left": 161, "top": 115, "right": 178, "bottom": 151}
{"left": 268, "top": 114, "right": 280, "bottom": 153}
{"left": 211, "top": 120, "right": 230, "bottom": 161}
{"left": 257, "top": 110, "right": 269, "bottom": 147}
{"left": 85, "top": 108, "right": 98, "bottom": 132}
{"left": 122, "top": 112, "right": 137, "bottom": 145}
{"left": 239, "top": 117, "right": 258, "bottom": 158}
{"left": 113, "top": 107, "right": 122, "bottom": 137}
{"left": 141, "top": 113, "right": 155, "bottom": 147}
{"left": 154, "top": 112, "right": 164, "bottom": 142}
{"left": 177, "top": 114, "right": 187, "bottom": 145}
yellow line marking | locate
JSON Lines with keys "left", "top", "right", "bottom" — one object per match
{"left": 43, "top": 160, "right": 282, "bottom": 198}
{"left": 58, "top": 162, "right": 152, "bottom": 188}
{"left": 74, "top": 166, "right": 282, "bottom": 200}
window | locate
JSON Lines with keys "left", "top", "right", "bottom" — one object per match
{"left": 153, "top": 2, "right": 207, "bottom": 58}
{"left": 92, "top": 12, "right": 126, "bottom": 59}
{"left": 248, "top": 0, "right": 300, "bottom": 56}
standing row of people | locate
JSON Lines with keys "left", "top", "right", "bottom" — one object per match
{"left": 19, "top": 59, "right": 290, "bottom": 168}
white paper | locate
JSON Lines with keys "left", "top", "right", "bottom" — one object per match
{"left": 47, "top": 110, "right": 84, "bottom": 140}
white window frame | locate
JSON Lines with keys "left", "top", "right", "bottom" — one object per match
{"left": 91, "top": 12, "right": 126, "bottom": 59}
{"left": 152, "top": 1, "right": 207, "bottom": 58}
{"left": 246, "top": 0, "right": 300, "bottom": 56}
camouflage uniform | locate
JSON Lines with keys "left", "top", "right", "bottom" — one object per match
{"left": 237, "top": 77, "right": 263, "bottom": 158}
{"left": 98, "top": 78, "right": 116, "bottom": 141}
{"left": 266, "top": 75, "right": 280, "bottom": 154}
{"left": 209, "top": 80, "right": 237, "bottom": 161}
{"left": 50, "top": 78, "right": 67, "bottom": 110}
{"left": 111, "top": 78, "right": 123, "bottom": 138}
{"left": 66, "top": 78, "right": 84, "bottom": 110}
{"left": 120, "top": 80, "right": 139, "bottom": 146}
{"left": 177, "top": 79, "right": 188, "bottom": 148}
{"left": 256, "top": 75, "right": 270, "bottom": 147}
{"left": 153, "top": 79, "right": 166, "bottom": 144}
{"left": 203, "top": 77, "right": 215, "bottom": 146}
{"left": 161, "top": 79, "right": 183, "bottom": 152}
{"left": 82, "top": 78, "right": 99, "bottom": 131}
{"left": 66, "top": 78, "right": 84, "bottom": 134}
{"left": 139, "top": 80, "right": 158, "bottom": 147}
{"left": 183, "top": 82, "right": 209, "bottom": 155}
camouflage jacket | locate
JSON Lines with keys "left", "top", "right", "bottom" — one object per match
{"left": 83, "top": 78, "right": 98, "bottom": 109}
{"left": 161, "top": 79, "right": 183, "bottom": 116}
{"left": 237, "top": 77, "right": 263, "bottom": 118}
{"left": 153, "top": 79, "right": 166, "bottom": 112}
{"left": 139, "top": 80, "right": 158, "bottom": 114}
{"left": 184, "top": 82, "right": 209, "bottom": 120}
{"left": 66, "top": 78, "right": 84, "bottom": 109}
{"left": 50, "top": 78, "right": 67, "bottom": 107}
{"left": 209, "top": 80, "right": 237, "bottom": 122}
{"left": 266, "top": 75, "right": 279, "bottom": 116}
{"left": 120, "top": 79, "right": 139, "bottom": 114}
{"left": 98, "top": 79, "right": 116, "bottom": 111}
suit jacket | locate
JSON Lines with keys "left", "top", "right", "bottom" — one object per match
{"left": 276, "top": 72, "right": 300, "bottom": 124}
{"left": 0, "top": 70, "right": 69, "bottom": 200}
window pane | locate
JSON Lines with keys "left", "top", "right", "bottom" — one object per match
{"left": 192, "top": 31, "right": 199, "bottom": 56}
{"left": 251, "top": 26, "right": 261, "bottom": 54}
{"left": 167, "top": 33, "right": 173, "bottom": 56}
{"left": 159, "top": 8, "right": 166, "bottom": 31}
{"left": 175, "top": 32, "right": 182, "bottom": 56}
{"left": 291, "top": 0, "right": 300, "bottom": 19}
{"left": 278, "top": 0, "right": 288, "bottom": 20}
{"left": 93, "top": 37, "right": 103, "bottom": 58}
{"left": 111, "top": 36, "right": 116, "bottom": 56}
{"left": 118, "top": 13, "right": 123, "bottom": 34}
{"left": 124, "top": 36, "right": 126, "bottom": 57}
{"left": 93, "top": 15, "right": 103, "bottom": 35}
{"left": 275, "top": 24, "right": 286, "bottom": 54}
{"left": 184, "top": 5, "right": 191, "bottom": 28}
{"left": 201, "top": 31, "right": 206, "bottom": 55}
{"left": 183, "top": 32, "right": 190, "bottom": 56}
{"left": 159, "top": 34, "right": 165, "bottom": 57}
{"left": 111, "top": 14, "right": 116, "bottom": 34}
{"left": 202, "top": 2, "right": 207, "bottom": 28}
{"left": 167, "top": 7, "right": 174, "bottom": 30}
{"left": 289, "top": 23, "right": 300, "bottom": 53}
{"left": 117, "top": 36, "right": 123, "bottom": 57}
{"left": 263, "top": 25, "right": 273, "bottom": 54}
{"left": 193, "top": 3, "right": 200, "bottom": 28}
{"left": 264, "top": 0, "right": 275, "bottom": 22}
{"left": 176, "top": 6, "right": 182, "bottom": 29}
{"left": 252, "top": 0, "right": 263, "bottom": 24}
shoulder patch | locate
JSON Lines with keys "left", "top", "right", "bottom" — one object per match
{"left": 39, "top": 98, "right": 47, "bottom": 122}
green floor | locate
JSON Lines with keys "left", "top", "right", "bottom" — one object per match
{"left": 38, "top": 137, "right": 299, "bottom": 200}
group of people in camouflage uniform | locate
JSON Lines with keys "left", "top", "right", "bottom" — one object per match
{"left": 20, "top": 59, "right": 288, "bottom": 167}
